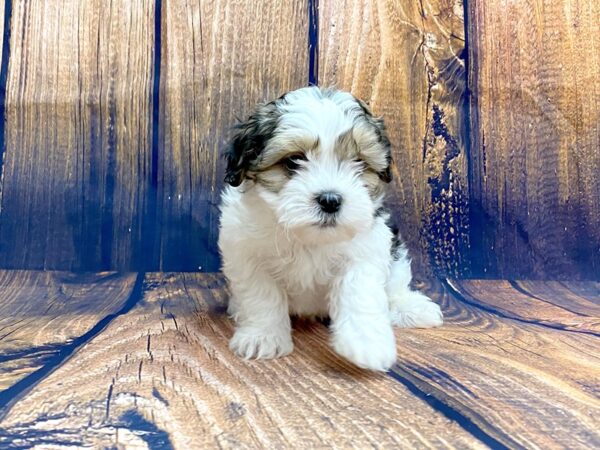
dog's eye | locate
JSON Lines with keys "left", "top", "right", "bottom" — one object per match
{"left": 281, "top": 153, "right": 308, "bottom": 172}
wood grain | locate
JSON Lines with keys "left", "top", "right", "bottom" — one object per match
{"left": 559, "top": 281, "right": 600, "bottom": 305}
{"left": 513, "top": 280, "right": 600, "bottom": 315}
{"left": 0, "top": 273, "right": 598, "bottom": 448}
{"left": 319, "top": 0, "right": 469, "bottom": 276}
{"left": 450, "top": 279, "right": 600, "bottom": 335}
{"left": 158, "top": 0, "right": 309, "bottom": 272}
{"left": 0, "top": 273, "right": 483, "bottom": 449}
{"left": 0, "top": 0, "right": 155, "bottom": 271}
{"left": 467, "top": 0, "right": 600, "bottom": 279}
{"left": 393, "top": 279, "right": 600, "bottom": 449}
{"left": 0, "top": 271, "right": 136, "bottom": 391}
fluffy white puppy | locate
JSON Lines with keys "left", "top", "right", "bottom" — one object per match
{"left": 218, "top": 87, "right": 443, "bottom": 371}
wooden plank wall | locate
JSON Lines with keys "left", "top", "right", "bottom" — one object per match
{"left": 0, "top": 0, "right": 597, "bottom": 278}
{"left": 319, "top": 0, "right": 469, "bottom": 276}
{"left": 158, "top": 0, "right": 308, "bottom": 272}
{"left": 0, "top": 0, "right": 155, "bottom": 271}
{"left": 0, "top": 0, "right": 308, "bottom": 273}
{"left": 467, "top": 0, "right": 600, "bottom": 279}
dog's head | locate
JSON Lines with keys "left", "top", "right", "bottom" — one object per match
{"left": 224, "top": 87, "right": 392, "bottom": 243}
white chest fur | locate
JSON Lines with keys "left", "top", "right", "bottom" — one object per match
{"left": 219, "top": 187, "right": 359, "bottom": 317}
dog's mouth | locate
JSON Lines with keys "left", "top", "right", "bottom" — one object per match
{"left": 315, "top": 214, "right": 338, "bottom": 228}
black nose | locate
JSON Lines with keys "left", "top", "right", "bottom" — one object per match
{"left": 316, "top": 192, "right": 342, "bottom": 213}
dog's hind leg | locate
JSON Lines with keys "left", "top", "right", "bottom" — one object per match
{"left": 386, "top": 248, "right": 443, "bottom": 328}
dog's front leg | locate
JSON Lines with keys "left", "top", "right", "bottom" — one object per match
{"left": 227, "top": 269, "right": 293, "bottom": 359}
{"left": 329, "top": 263, "right": 396, "bottom": 371}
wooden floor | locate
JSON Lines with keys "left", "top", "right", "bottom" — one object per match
{"left": 0, "top": 272, "right": 598, "bottom": 449}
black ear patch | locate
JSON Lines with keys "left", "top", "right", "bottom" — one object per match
{"left": 224, "top": 100, "right": 282, "bottom": 187}
{"left": 355, "top": 98, "right": 393, "bottom": 183}
{"left": 378, "top": 161, "right": 392, "bottom": 183}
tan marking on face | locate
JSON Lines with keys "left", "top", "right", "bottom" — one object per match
{"left": 254, "top": 166, "right": 290, "bottom": 193}
{"left": 352, "top": 123, "right": 389, "bottom": 172}
{"left": 258, "top": 135, "right": 319, "bottom": 168}
{"left": 361, "top": 170, "right": 386, "bottom": 199}
{"left": 335, "top": 125, "right": 389, "bottom": 185}
{"left": 334, "top": 129, "right": 360, "bottom": 160}
{"left": 251, "top": 135, "right": 319, "bottom": 193}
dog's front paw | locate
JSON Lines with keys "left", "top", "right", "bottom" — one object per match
{"left": 390, "top": 291, "right": 443, "bottom": 328}
{"left": 230, "top": 328, "right": 293, "bottom": 359}
{"left": 331, "top": 320, "right": 396, "bottom": 371}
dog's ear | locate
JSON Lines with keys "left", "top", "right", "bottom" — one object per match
{"left": 224, "top": 101, "right": 280, "bottom": 187}
{"left": 355, "top": 98, "right": 393, "bottom": 183}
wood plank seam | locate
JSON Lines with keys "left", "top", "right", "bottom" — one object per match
{"left": 0, "top": 272, "right": 145, "bottom": 419}
{"left": 0, "top": 0, "right": 12, "bottom": 223}
{"left": 308, "top": 0, "right": 318, "bottom": 85}
{"left": 145, "top": 0, "right": 162, "bottom": 270}
{"left": 462, "top": 0, "right": 480, "bottom": 281}
{"left": 445, "top": 279, "right": 600, "bottom": 338}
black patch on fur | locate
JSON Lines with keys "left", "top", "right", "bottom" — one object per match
{"left": 390, "top": 231, "right": 403, "bottom": 261}
{"left": 224, "top": 97, "right": 285, "bottom": 186}
{"left": 354, "top": 98, "right": 393, "bottom": 183}
{"left": 375, "top": 206, "right": 403, "bottom": 260}
{"left": 374, "top": 206, "right": 387, "bottom": 218}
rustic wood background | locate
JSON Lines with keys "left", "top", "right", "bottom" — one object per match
{"left": 0, "top": 0, "right": 597, "bottom": 279}
{"left": 467, "top": 0, "right": 600, "bottom": 279}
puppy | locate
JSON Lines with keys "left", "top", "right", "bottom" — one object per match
{"left": 218, "top": 87, "right": 442, "bottom": 371}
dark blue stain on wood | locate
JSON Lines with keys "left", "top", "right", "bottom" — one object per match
{"left": 403, "top": 363, "right": 478, "bottom": 399}
{"left": 424, "top": 101, "right": 470, "bottom": 278}
{"left": 0, "top": 418, "right": 85, "bottom": 449}
{"left": 158, "top": 196, "right": 222, "bottom": 272}
{"left": 118, "top": 409, "right": 174, "bottom": 450}
{"left": 443, "top": 278, "right": 600, "bottom": 338}
{"left": 463, "top": 0, "right": 485, "bottom": 280}
{"left": 0, "top": 273, "right": 146, "bottom": 419}
{"left": 0, "top": 409, "right": 173, "bottom": 448}
{"left": 80, "top": 101, "right": 102, "bottom": 270}
{"left": 0, "top": 0, "right": 13, "bottom": 235}
{"left": 308, "top": 0, "right": 319, "bottom": 86}
{"left": 152, "top": 387, "right": 169, "bottom": 406}
{"left": 465, "top": 199, "right": 500, "bottom": 277}
{"left": 0, "top": 344, "right": 63, "bottom": 365}
{"left": 388, "top": 366, "right": 514, "bottom": 450}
